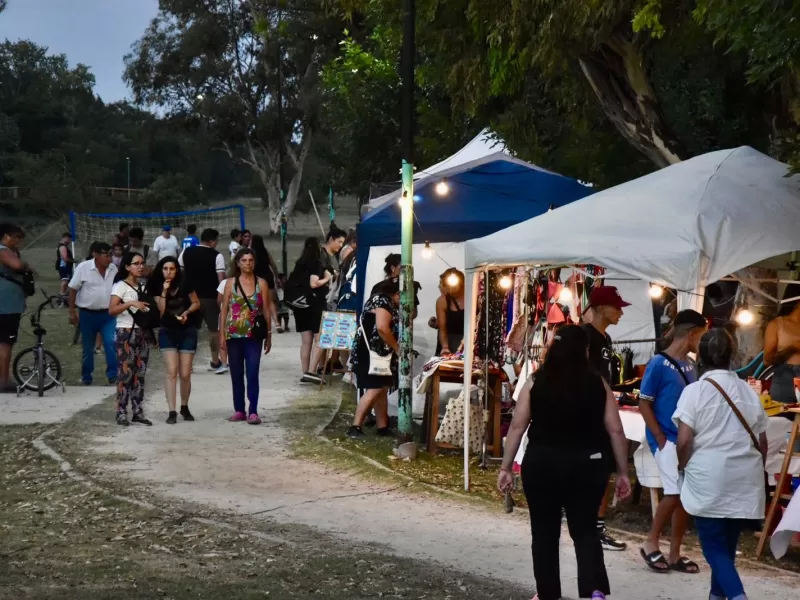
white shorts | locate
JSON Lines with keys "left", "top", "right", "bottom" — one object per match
{"left": 653, "top": 440, "right": 681, "bottom": 495}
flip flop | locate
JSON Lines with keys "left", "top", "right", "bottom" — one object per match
{"left": 640, "top": 548, "right": 670, "bottom": 572}
{"left": 670, "top": 556, "right": 700, "bottom": 573}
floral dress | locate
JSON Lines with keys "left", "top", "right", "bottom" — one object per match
{"left": 352, "top": 293, "right": 399, "bottom": 388}
{"left": 225, "top": 283, "right": 263, "bottom": 339}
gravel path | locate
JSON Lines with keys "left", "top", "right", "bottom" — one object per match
{"left": 79, "top": 332, "right": 799, "bottom": 600}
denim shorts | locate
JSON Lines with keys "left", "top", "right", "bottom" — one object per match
{"left": 158, "top": 326, "right": 198, "bottom": 354}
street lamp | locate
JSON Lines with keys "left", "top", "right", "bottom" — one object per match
{"left": 396, "top": 0, "right": 416, "bottom": 459}
{"left": 126, "top": 156, "right": 131, "bottom": 199}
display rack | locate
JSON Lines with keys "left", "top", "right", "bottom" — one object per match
{"left": 756, "top": 407, "right": 800, "bottom": 559}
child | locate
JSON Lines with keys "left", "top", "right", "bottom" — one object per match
{"left": 111, "top": 243, "right": 124, "bottom": 268}
{"left": 276, "top": 273, "right": 291, "bottom": 333}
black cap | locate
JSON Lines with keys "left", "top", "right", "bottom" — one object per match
{"left": 673, "top": 309, "right": 707, "bottom": 329}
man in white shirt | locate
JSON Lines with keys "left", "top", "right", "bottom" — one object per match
{"left": 68, "top": 242, "right": 118, "bottom": 385}
{"left": 153, "top": 225, "right": 180, "bottom": 261}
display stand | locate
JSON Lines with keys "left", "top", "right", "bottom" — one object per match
{"left": 316, "top": 311, "right": 357, "bottom": 388}
{"left": 756, "top": 407, "right": 800, "bottom": 559}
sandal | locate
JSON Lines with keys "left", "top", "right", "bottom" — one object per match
{"left": 670, "top": 556, "right": 699, "bottom": 573}
{"left": 640, "top": 548, "right": 670, "bottom": 572}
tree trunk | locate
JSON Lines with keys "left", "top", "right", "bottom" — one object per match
{"left": 579, "top": 35, "right": 683, "bottom": 168}
{"left": 272, "top": 127, "right": 313, "bottom": 232}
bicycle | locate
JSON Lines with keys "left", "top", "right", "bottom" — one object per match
{"left": 13, "top": 291, "right": 65, "bottom": 397}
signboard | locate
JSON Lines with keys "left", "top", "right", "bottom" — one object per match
{"left": 318, "top": 311, "right": 358, "bottom": 351}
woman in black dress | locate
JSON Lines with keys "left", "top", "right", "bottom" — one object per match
{"left": 498, "top": 325, "right": 631, "bottom": 600}
{"left": 348, "top": 278, "right": 400, "bottom": 438}
{"left": 435, "top": 268, "right": 465, "bottom": 355}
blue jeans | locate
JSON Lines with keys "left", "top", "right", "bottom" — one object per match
{"left": 694, "top": 517, "right": 748, "bottom": 600}
{"left": 79, "top": 309, "right": 117, "bottom": 383}
{"left": 227, "top": 337, "right": 262, "bottom": 415}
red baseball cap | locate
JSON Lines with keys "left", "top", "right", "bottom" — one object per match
{"left": 588, "top": 286, "right": 631, "bottom": 310}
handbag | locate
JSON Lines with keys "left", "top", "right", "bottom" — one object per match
{"left": 0, "top": 270, "right": 35, "bottom": 297}
{"left": 705, "top": 377, "right": 762, "bottom": 454}
{"left": 122, "top": 281, "right": 160, "bottom": 330}
{"left": 359, "top": 315, "right": 393, "bottom": 376}
{"left": 236, "top": 277, "right": 268, "bottom": 340}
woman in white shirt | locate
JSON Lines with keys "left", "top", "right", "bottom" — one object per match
{"left": 109, "top": 252, "right": 153, "bottom": 426}
{"left": 673, "top": 328, "right": 767, "bottom": 600}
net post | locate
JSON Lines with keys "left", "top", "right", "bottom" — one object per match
{"left": 69, "top": 211, "right": 77, "bottom": 241}
{"left": 237, "top": 204, "right": 246, "bottom": 230}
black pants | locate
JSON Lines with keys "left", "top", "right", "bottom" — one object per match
{"left": 521, "top": 445, "right": 611, "bottom": 600}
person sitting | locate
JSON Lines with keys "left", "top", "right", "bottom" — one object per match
{"left": 435, "top": 268, "right": 465, "bottom": 356}
{"left": 763, "top": 302, "right": 800, "bottom": 403}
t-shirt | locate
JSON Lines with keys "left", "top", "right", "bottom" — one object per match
{"left": 161, "top": 282, "right": 195, "bottom": 329}
{"left": 153, "top": 235, "right": 180, "bottom": 260}
{"left": 0, "top": 243, "right": 25, "bottom": 315}
{"left": 583, "top": 323, "right": 614, "bottom": 383}
{"left": 229, "top": 240, "right": 241, "bottom": 258}
{"left": 182, "top": 235, "right": 199, "bottom": 250}
{"left": 111, "top": 280, "right": 141, "bottom": 329}
{"left": 640, "top": 353, "right": 698, "bottom": 453}
{"left": 217, "top": 278, "right": 229, "bottom": 296}
{"left": 179, "top": 245, "right": 225, "bottom": 299}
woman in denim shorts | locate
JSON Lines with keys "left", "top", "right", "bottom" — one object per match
{"left": 148, "top": 257, "right": 201, "bottom": 424}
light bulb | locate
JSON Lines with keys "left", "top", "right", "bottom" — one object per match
{"left": 398, "top": 192, "right": 410, "bottom": 210}
{"left": 446, "top": 273, "right": 460, "bottom": 288}
{"left": 736, "top": 309, "right": 754, "bottom": 326}
{"left": 421, "top": 243, "right": 433, "bottom": 259}
{"left": 498, "top": 275, "right": 513, "bottom": 290}
{"left": 558, "top": 287, "right": 573, "bottom": 303}
{"left": 435, "top": 179, "right": 450, "bottom": 197}
{"left": 649, "top": 284, "right": 664, "bottom": 299}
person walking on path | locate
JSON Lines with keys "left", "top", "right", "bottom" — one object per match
{"left": 182, "top": 224, "right": 199, "bottom": 251}
{"left": 674, "top": 328, "right": 768, "bottom": 600}
{"left": 109, "top": 252, "right": 153, "bottom": 426}
{"left": 639, "top": 309, "right": 707, "bottom": 573}
{"left": 251, "top": 234, "right": 280, "bottom": 328}
{"left": 219, "top": 248, "right": 272, "bottom": 424}
{"left": 68, "top": 242, "right": 118, "bottom": 386}
{"left": 179, "top": 228, "right": 227, "bottom": 373}
{"left": 56, "top": 232, "right": 75, "bottom": 302}
{"left": 0, "top": 223, "right": 29, "bottom": 393}
{"left": 148, "top": 257, "right": 201, "bottom": 424}
{"left": 153, "top": 225, "right": 180, "bottom": 261}
{"left": 499, "top": 325, "right": 631, "bottom": 600}
{"left": 581, "top": 285, "right": 630, "bottom": 552}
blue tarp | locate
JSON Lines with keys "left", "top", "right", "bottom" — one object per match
{"left": 355, "top": 158, "right": 593, "bottom": 309}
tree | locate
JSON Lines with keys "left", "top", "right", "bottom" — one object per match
{"left": 125, "top": 0, "right": 343, "bottom": 229}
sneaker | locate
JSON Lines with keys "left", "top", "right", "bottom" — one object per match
{"left": 599, "top": 528, "right": 627, "bottom": 551}
{"left": 180, "top": 406, "right": 195, "bottom": 421}
{"left": 591, "top": 592, "right": 606, "bottom": 600}
{"left": 166, "top": 411, "right": 178, "bottom": 425}
{"left": 347, "top": 425, "right": 365, "bottom": 439}
{"left": 227, "top": 411, "right": 247, "bottom": 422}
{"left": 208, "top": 361, "right": 222, "bottom": 372}
{"left": 116, "top": 414, "right": 130, "bottom": 426}
{"left": 131, "top": 414, "right": 153, "bottom": 426}
{"left": 301, "top": 372, "right": 322, "bottom": 384}
{"left": 215, "top": 363, "right": 229, "bottom": 375}
{"left": 376, "top": 427, "right": 393, "bottom": 437}
{"left": 247, "top": 413, "right": 262, "bottom": 425}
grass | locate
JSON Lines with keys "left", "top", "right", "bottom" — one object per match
{"left": 0, "top": 424, "right": 528, "bottom": 599}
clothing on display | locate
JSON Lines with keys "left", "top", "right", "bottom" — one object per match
{"left": 475, "top": 271, "right": 509, "bottom": 363}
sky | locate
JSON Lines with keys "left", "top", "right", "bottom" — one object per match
{"left": 0, "top": 0, "right": 159, "bottom": 102}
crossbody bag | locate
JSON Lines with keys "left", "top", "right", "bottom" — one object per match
{"left": 236, "top": 277, "right": 268, "bottom": 340}
{"left": 658, "top": 351, "right": 691, "bottom": 386}
{"left": 705, "top": 377, "right": 762, "bottom": 454}
{"left": 359, "top": 315, "right": 393, "bottom": 376}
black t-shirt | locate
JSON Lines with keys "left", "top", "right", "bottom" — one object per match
{"left": 290, "top": 258, "right": 326, "bottom": 308}
{"left": 182, "top": 245, "right": 220, "bottom": 299}
{"left": 161, "top": 282, "right": 195, "bottom": 329}
{"left": 583, "top": 323, "right": 614, "bottom": 384}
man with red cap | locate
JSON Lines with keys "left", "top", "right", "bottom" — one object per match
{"left": 582, "top": 285, "right": 631, "bottom": 552}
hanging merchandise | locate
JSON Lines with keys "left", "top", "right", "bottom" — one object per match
{"left": 475, "top": 270, "right": 509, "bottom": 363}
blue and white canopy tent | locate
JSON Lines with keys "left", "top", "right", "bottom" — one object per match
{"left": 357, "top": 151, "right": 594, "bottom": 361}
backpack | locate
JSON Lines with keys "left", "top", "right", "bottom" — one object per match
{"left": 284, "top": 267, "right": 318, "bottom": 311}
{"left": 122, "top": 281, "right": 161, "bottom": 330}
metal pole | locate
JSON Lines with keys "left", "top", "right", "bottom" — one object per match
{"left": 126, "top": 157, "right": 131, "bottom": 199}
{"left": 396, "top": 0, "right": 416, "bottom": 457}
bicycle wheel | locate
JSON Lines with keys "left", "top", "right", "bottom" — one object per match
{"left": 13, "top": 348, "right": 62, "bottom": 392}
{"left": 37, "top": 348, "right": 45, "bottom": 397}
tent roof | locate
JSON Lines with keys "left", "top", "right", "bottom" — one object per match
{"left": 465, "top": 146, "right": 800, "bottom": 291}
{"left": 413, "top": 128, "right": 508, "bottom": 180}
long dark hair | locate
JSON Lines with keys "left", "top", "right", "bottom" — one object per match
{"left": 114, "top": 251, "right": 143, "bottom": 283}
{"left": 294, "top": 237, "right": 321, "bottom": 271}
{"left": 146, "top": 256, "right": 183, "bottom": 297}
{"left": 232, "top": 247, "right": 256, "bottom": 278}
{"left": 251, "top": 234, "right": 272, "bottom": 276}
{"left": 531, "top": 324, "right": 592, "bottom": 403}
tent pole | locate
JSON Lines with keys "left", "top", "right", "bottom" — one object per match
{"left": 463, "top": 270, "right": 479, "bottom": 491}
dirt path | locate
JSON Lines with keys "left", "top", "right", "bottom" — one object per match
{"left": 0, "top": 384, "right": 112, "bottom": 425}
{"left": 79, "top": 333, "right": 798, "bottom": 600}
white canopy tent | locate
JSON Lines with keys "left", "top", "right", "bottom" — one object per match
{"left": 460, "top": 146, "right": 800, "bottom": 490}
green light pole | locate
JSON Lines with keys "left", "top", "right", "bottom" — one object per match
{"left": 396, "top": 0, "right": 416, "bottom": 458}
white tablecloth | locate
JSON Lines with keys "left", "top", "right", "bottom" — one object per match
{"left": 772, "top": 490, "right": 800, "bottom": 559}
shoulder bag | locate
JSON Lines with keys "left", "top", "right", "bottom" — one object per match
{"left": 705, "top": 377, "right": 762, "bottom": 453}
{"left": 658, "top": 352, "right": 691, "bottom": 386}
{"left": 359, "top": 314, "right": 393, "bottom": 376}
{"left": 236, "top": 277, "right": 268, "bottom": 340}
{"left": 122, "top": 281, "right": 161, "bottom": 330}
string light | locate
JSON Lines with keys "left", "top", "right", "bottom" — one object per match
{"left": 649, "top": 284, "right": 664, "bottom": 299}
{"left": 435, "top": 178, "right": 450, "bottom": 197}
{"left": 398, "top": 191, "right": 410, "bottom": 210}
{"left": 421, "top": 242, "right": 433, "bottom": 259}
{"left": 558, "top": 287, "right": 573, "bottom": 303}
{"left": 736, "top": 308, "right": 754, "bottom": 326}
{"left": 446, "top": 272, "right": 460, "bottom": 288}
{"left": 498, "top": 274, "right": 513, "bottom": 290}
